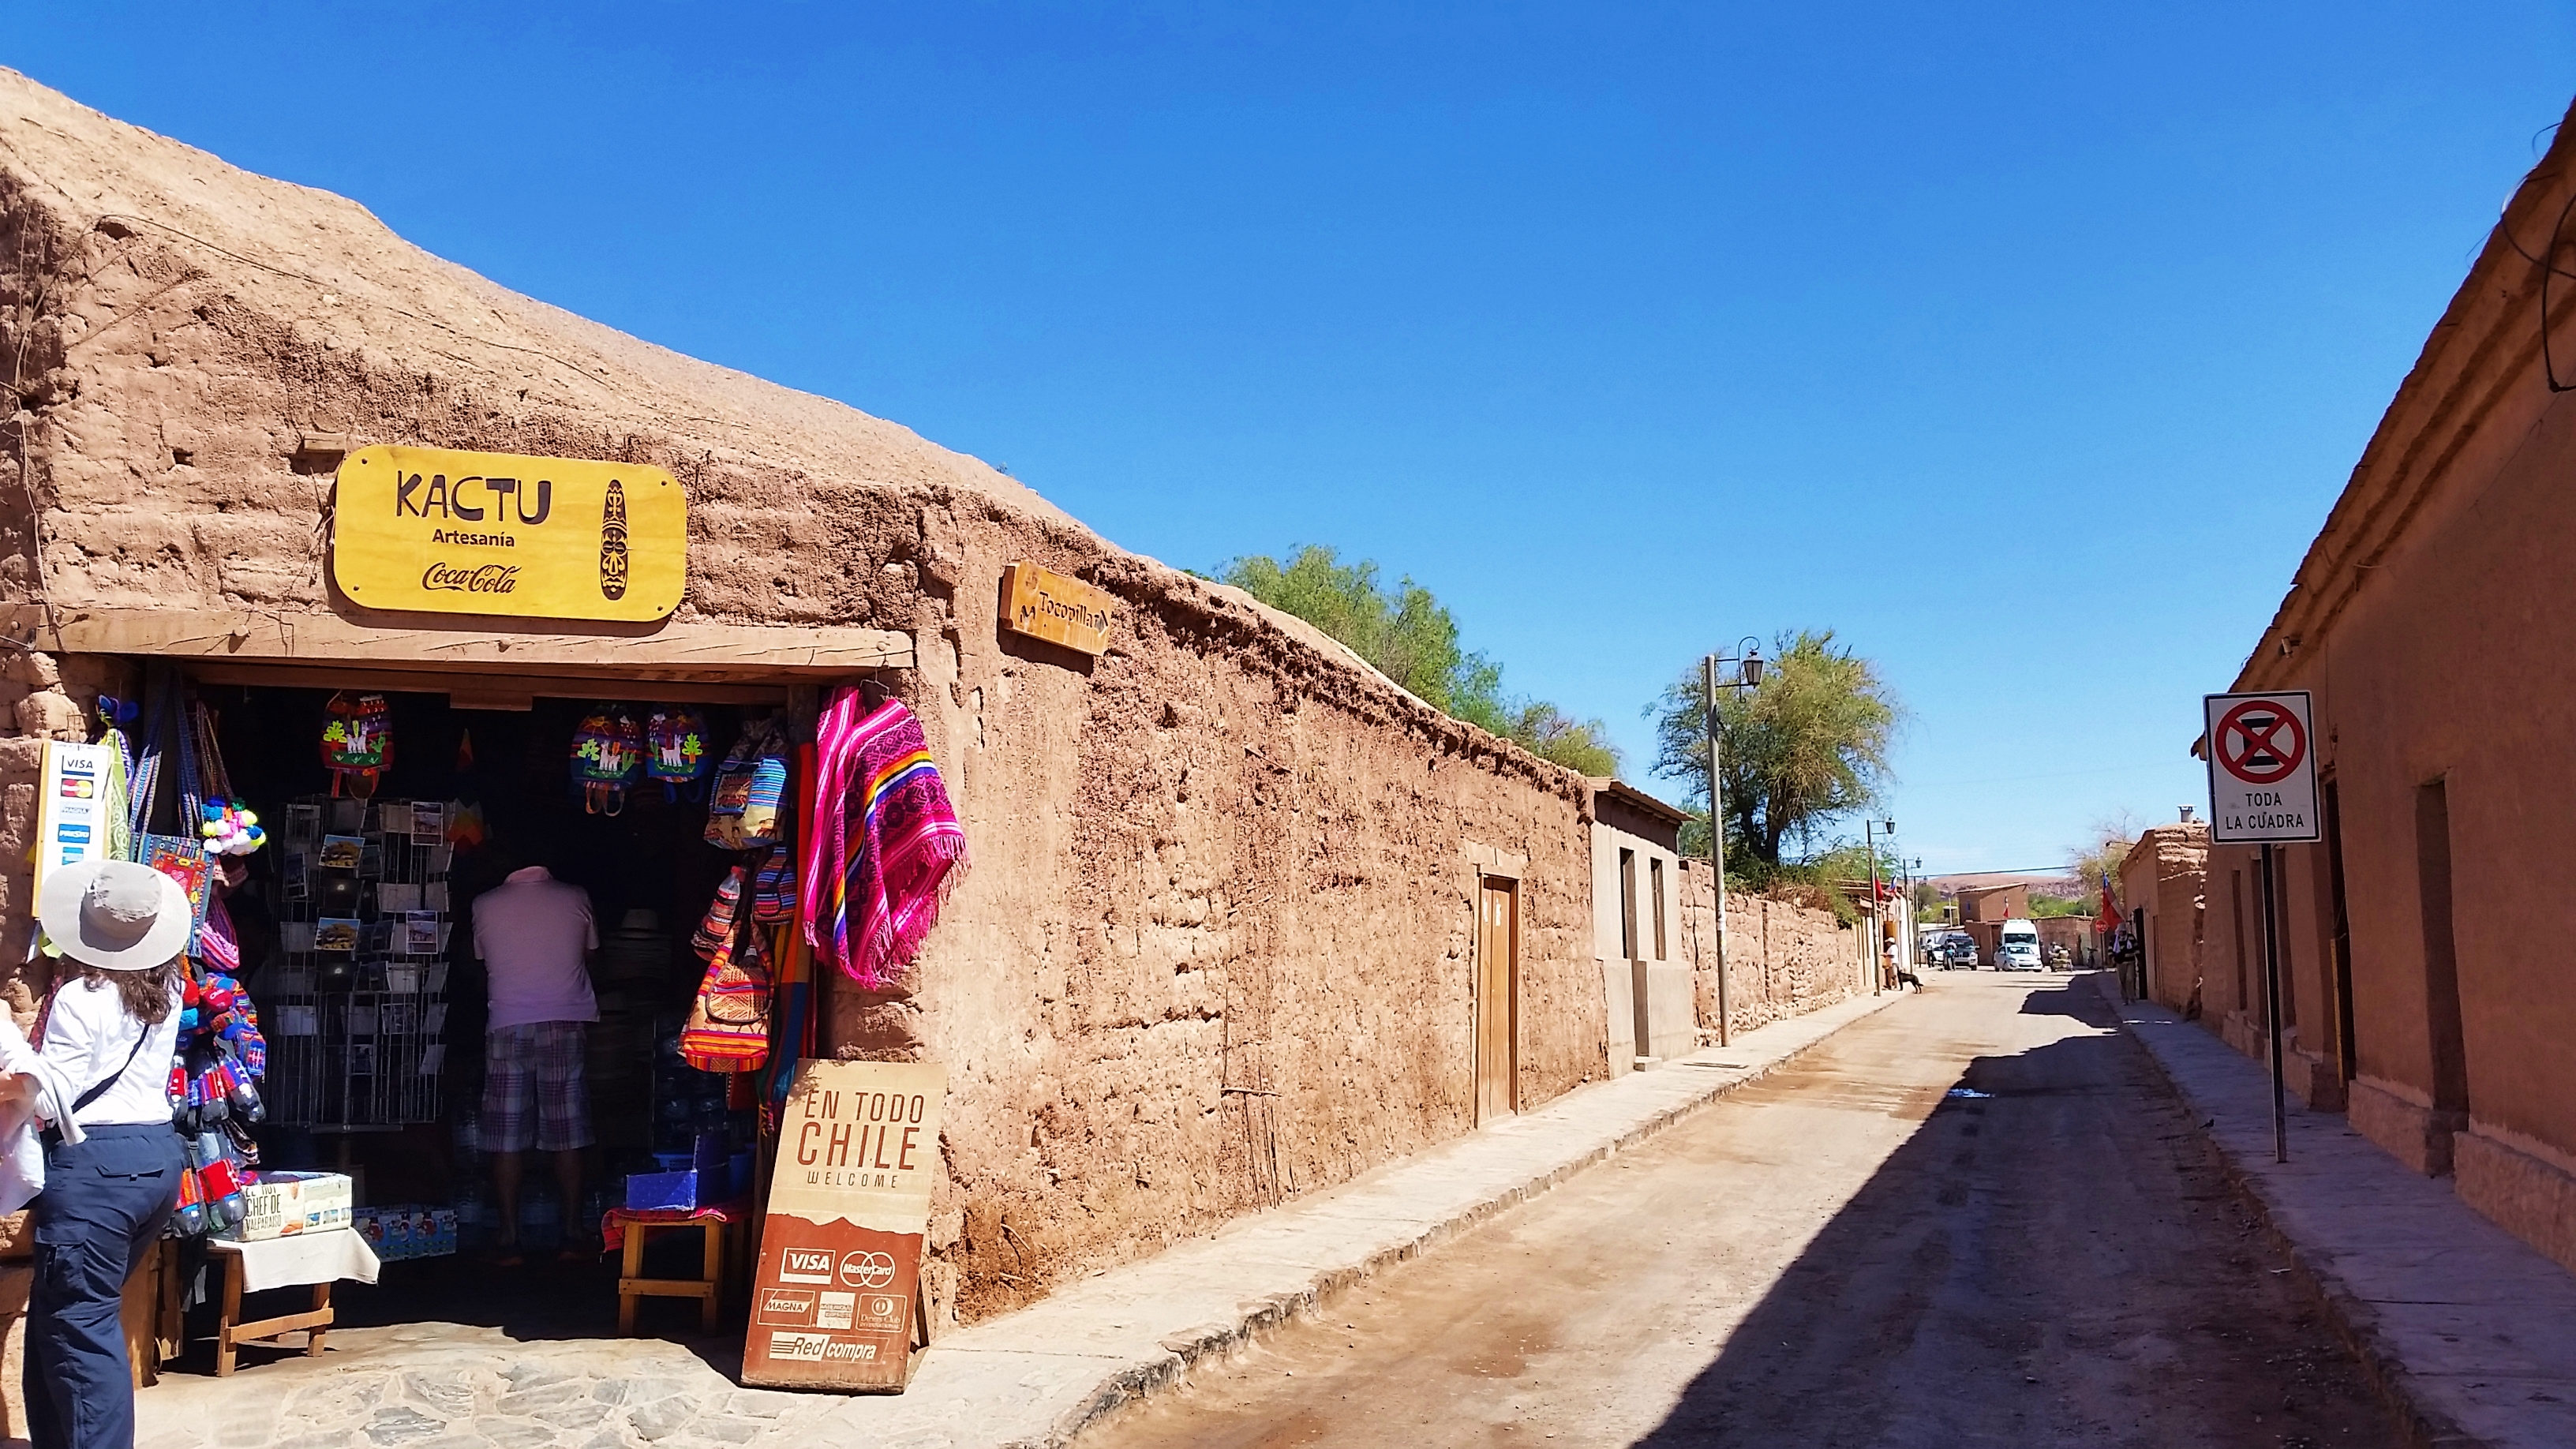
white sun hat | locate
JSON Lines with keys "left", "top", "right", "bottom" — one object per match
{"left": 38, "top": 859, "right": 193, "bottom": 972}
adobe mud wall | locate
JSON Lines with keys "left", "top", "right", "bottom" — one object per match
{"left": 0, "top": 72, "right": 1604, "bottom": 1328}
{"left": 1675, "top": 860, "right": 1862, "bottom": 1042}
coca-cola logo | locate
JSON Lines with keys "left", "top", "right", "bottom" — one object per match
{"left": 421, "top": 561, "right": 521, "bottom": 594}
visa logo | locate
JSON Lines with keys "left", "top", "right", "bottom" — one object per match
{"left": 780, "top": 1248, "right": 835, "bottom": 1285}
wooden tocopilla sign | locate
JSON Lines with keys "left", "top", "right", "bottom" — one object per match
{"left": 1002, "top": 560, "right": 1114, "bottom": 656}
{"left": 741, "top": 1059, "right": 947, "bottom": 1391}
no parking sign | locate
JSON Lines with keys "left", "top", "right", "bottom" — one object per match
{"left": 2203, "top": 691, "right": 2320, "bottom": 844}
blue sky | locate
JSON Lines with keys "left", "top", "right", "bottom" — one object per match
{"left": 21, "top": 4, "right": 2574, "bottom": 872}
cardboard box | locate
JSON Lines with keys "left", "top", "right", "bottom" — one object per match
{"left": 224, "top": 1172, "right": 353, "bottom": 1242}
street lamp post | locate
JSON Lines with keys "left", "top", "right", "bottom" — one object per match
{"left": 1704, "top": 638, "right": 1762, "bottom": 1047}
{"left": 1866, "top": 818, "right": 1896, "bottom": 992}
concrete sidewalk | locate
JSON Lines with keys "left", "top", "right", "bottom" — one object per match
{"left": 2095, "top": 974, "right": 2576, "bottom": 1449}
{"left": 795, "top": 986, "right": 1904, "bottom": 1449}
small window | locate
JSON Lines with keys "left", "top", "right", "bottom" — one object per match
{"left": 1650, "top": 857, "right": 1667, "bottom": 960}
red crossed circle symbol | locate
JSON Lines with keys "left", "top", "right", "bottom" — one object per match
{"left": 2216, "top": 700, "right": 2305, "bottom": 785}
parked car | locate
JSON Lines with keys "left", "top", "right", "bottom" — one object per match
{"left": 1942, "top": 932, "right": 1980, "bottom": 968}
{"left": 1998, "top": 920, "right": 2044, "bottom": 972}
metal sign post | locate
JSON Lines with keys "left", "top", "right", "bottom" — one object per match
{"left": 2204, "top": 691, "right": 2322, "bottom": 1164}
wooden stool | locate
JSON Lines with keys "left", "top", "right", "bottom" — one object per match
{"left": 615, "top": 1213, "right": 739, "bottom": 1335}
{"left": 206, "top": 1242, "right": 334, "bottom": 1377}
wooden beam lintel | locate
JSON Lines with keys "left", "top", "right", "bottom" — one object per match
{"left": 10, "top": 605, "right": 913, "bottom": 676}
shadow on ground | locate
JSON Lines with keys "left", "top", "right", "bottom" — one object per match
{"left": 1631, "top": 975, "right": 2396, "bottom": 1449}
{"left": 155, "top": 1234, "right": 744, "bottom": 1380}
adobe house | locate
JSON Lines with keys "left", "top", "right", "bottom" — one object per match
{"left": 1588, "top": 779, "right": 1690, "bottom": 1068}
{"left": 2117, "top": 822, "right": 2208, "bottom": 1014}
{"left": 0, "top": 70, "right": 1880, "bottom": 1360}
{"left": 0, "top": 69, "right": 1608, "bottom": 1331}
{"left": 2202, "top": 92, "right": 2576, "bottom": 1272}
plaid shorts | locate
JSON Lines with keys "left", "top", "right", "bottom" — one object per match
{"left": 481, "top": 1023, "right": 594, "bottom": 1154}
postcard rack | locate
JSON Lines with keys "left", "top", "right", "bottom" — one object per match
{"left": 264, "top": 796, "right": 456, "bottom": 1130}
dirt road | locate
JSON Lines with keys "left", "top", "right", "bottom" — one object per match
{"left": 1080, "top": 972, "right": 2394, "bottom": 1449}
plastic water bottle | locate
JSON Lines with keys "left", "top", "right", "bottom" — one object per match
{"left": 521, "top": 1183, "right": 563, "bottom": 1253}
{"left": 454, "top": 1184, "right": 489, "bottom": 1250}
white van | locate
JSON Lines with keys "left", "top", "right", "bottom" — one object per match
{"left": 1998, "top": 919, "right": 2044, "bottom": 972}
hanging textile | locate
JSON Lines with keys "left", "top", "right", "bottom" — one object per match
{"left": 705, "top": 714, "right": 792, "bottom": 850}
{"left": 680, "top": 900, "right": 772, "bottom": 1073}
{"left": 760, "top": 742, "right": 822, "bottom": 1125}
{"left": 802, "top": 693, "right": 967, "bottom": 989}
{"left": 95, "top": 694, "right": 138, "bottom": 864}
{"left": 134, "top": 668, "right": 213, "bottom": 942}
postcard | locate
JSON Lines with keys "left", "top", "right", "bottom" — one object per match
{"left": 318, "top": 834, "right": 363, "bottom": 871}
{"left": 378, "top": 882, "right": 419, "bottom": 914}
{"left": 404, "top": 912, "right": 440, "bottom": 956}
{"left": 424, "top": 1003, "right": 447, "bottom": 1035}
{"left": 347, "top": 1002, "right": 377, "bottom": 1035}
{"left": 348, "top": 1043, "right": 376, "bottom": 1075}
{"left": 313, "top": 918, "right": 359, "bottom": 953}
{"left": 410, "top": 801, "right": 445, "bottom": 843}
{"left": 417, "top": 1044, "right": 444, "bottom": 1076}
{"left": 377, "top": 802, "right": 412, "bottom": 836}
{"left": 385, "top": 964, "right": 420, "bottom": 994}
{"left": 278, "top": 1005, "right": 318, "bottom": 1037}
{"left": 281, "top": 921, "right": 316, "bottom": 953}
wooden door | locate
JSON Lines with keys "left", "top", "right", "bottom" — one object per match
{"left": 1475, "top": 877, "right": 1518, "bottom": 1123}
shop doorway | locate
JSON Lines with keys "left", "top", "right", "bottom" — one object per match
{"left": 180, "top": 680, "right": 777, "bottom": 1349}
{"left": 1474, "top": 877, "right": 1518, "bottom": 1124}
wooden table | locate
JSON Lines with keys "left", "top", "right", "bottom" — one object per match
{"left": 200, "top": 1229, "right": 376, "bottom": 1376}
{"left": 608, "top": 1204, "right": 748, "bottom": 1335}
{"left": 205, "top": 1241, "right": 335, "bottom": 1376}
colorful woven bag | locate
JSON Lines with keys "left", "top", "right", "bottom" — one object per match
{"left": 570, "top": 706, "right": 646, "bottom": 815}
{"left": 320, "top": 692, "right": 394, "bottom": 799}
{"left": 680, "top": 919, "right": 772, "bottom": 1073}
{"left": 644, "top": 706, "right": 713, "bottom": 800}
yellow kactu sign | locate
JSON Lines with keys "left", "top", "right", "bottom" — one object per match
{"left": 330, "top": 445, "right": 687, "bottom": 621}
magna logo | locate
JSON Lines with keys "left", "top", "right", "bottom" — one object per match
{"left": 757, "top": 1288, "right": 816, "bottom": 1326}
{"left": 780, "top": 1248, "right": 837, "bottom": 1286}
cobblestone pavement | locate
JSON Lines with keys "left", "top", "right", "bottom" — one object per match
{"left": 134, "top": 1323, "right": 848, "bottom": 1449}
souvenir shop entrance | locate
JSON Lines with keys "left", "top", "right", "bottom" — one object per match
{"left": 148, "top": 661, "right": 830, "bottom": 1348}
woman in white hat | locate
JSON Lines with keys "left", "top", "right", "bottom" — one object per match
{"left": 11, "top": 859, "right": 189, "bottom": 1449}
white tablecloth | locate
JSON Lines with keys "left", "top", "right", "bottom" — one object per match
{"left": 210, "top": 1228, "right": 380, "bottom": 1292}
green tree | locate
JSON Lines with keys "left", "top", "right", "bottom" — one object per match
{"left": 1219, "top": 545, "right": 1619, "bottom": 776}
{"left": 2069, "top": 812, "right": 2139, "bottom": 907}
{"left": 1647, "top": 629, "right": 1900, "bottom": 867}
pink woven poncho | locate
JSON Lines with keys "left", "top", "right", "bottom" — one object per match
{"left": 802, "top": 692, "right": 968, "bottom": 987}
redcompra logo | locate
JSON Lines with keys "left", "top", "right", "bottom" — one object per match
{"left": 768, "top": 1331, "right": 830, "bottom": 1363}
{"left": 780, "top": 1248, "right": 836, "bottom": 1285}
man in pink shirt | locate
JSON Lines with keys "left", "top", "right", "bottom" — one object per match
{"left": 473, "top": 857, "right": 599, "bottom": 1264}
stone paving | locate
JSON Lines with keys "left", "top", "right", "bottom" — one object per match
{"left": 134, "top": 1327, "right": 848, "bottom": 1449}
{"left": 133, "top": 987, "right": 1906, "bottom": 1449}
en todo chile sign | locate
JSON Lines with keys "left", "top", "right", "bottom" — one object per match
{"left": 2204, "top": 691, "right": 2321, "bottom": 844}
{"left": 331, "top": 445, "right": 687, "bottom": 622}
